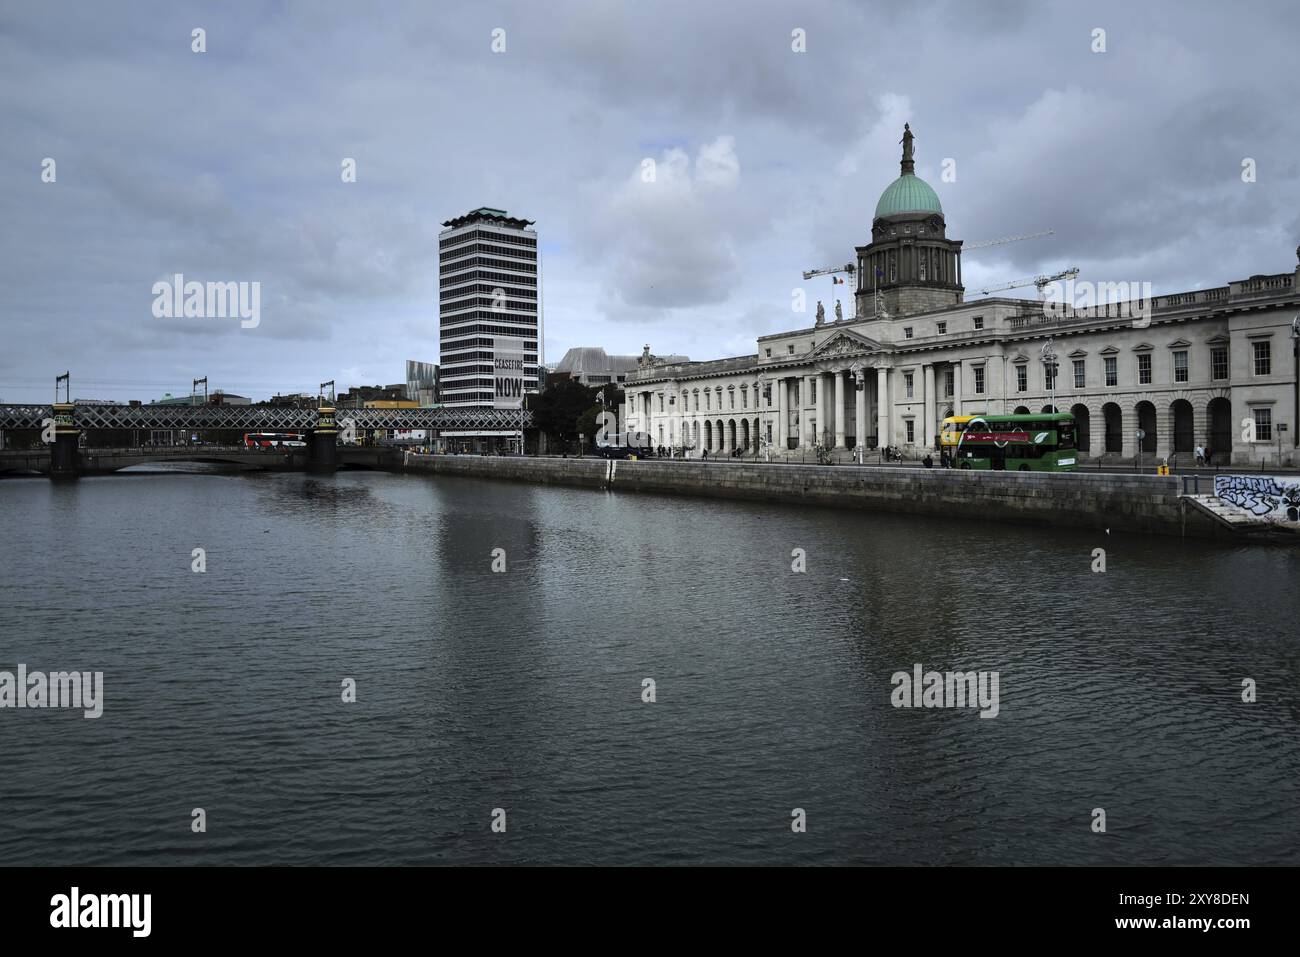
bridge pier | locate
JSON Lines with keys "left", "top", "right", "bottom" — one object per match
{"left": 50, "top": 402, "right": 80, "bottom": 480}
{"left": 307, "top": 404, "right": 339, "bottom": 473}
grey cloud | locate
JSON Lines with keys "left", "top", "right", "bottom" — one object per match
{"left": 0, "top": 0, "right": 1297, "bottom": 402}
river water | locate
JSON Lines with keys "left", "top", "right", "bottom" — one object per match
{"left": 0, "top": 469, "right": 1296, "bottom": 865}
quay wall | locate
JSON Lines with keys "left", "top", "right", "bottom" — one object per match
{"left": 402, "top": 454, "right": 1248, "bottom": 540}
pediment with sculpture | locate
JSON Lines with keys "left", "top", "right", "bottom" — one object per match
{"left": 809, "top": 329, "right": 884, "bottom": 361}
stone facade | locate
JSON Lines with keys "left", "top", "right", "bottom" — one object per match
{"left": 624, "top": 129, "right": 1300, "bottom": 467}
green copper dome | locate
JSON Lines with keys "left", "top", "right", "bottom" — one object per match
{"left": 875, "top": 172, "right": 943, "bottom": 218}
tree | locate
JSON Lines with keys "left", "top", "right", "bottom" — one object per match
{"left": 532, "top": 379, "right": 599, "bottom": 445}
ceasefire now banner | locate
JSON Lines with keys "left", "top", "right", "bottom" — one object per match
{"left": 493, "top": 336, "right": 526, "bottom": 409}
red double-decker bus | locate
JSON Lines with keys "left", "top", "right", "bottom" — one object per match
{"left": 243, "top": 432, "right": 306, "bottom": 449}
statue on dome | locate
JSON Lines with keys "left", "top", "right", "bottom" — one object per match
{"left": 815, "top": 300, "right": 825, "bottom": 326}
{"left": 899, "top": 123, "right": 915, "bottom": 164}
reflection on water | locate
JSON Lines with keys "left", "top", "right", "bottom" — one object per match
{"left": 0, "top": 470, "right": 1296, "bottom": 865}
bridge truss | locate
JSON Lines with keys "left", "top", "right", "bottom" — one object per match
{"left": 0, "top": 404, "right": 533, "bottom": 432}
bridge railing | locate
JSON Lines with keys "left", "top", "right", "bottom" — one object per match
{"left": 0, "top": 404, "right": 533, "bottom": 431}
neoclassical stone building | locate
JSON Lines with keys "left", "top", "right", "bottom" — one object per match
{"left": 625, "top": 128, "right": 1300, "bottom": 465}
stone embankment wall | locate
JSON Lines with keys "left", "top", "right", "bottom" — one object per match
{"left": 402, "top": 453, "right": 1264, "bottom": 540}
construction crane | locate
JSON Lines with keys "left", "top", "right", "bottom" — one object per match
{"left": 981, "top": 266, "right": 1079, "bottom": 296}
{"left": 802, "top": 263, "right": 855, "bottom": 281}
{"left": 963, "top": 229, "right": 1054, "bottom": 252}
{"left": 801, "top": 228, "right": 1053, "bottom": 281}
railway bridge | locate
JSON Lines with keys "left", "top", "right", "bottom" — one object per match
{"left": 0, "top": 402, "right": 532, "bottom": 478}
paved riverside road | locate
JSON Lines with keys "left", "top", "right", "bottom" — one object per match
{"left": 534, "top": 452, "right": 1299, "bottom": 478}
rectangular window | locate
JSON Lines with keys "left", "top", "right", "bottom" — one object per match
{"left": 1104, "top": 356, "right": 1118, "bottom": 387}
{"left": 788, "top": 344, "right": 795, "bottom": 354}
{"left": 1253, "top": 407, "right": 1272, "bottom": 441}
{"left": 765, "top": 348, "right": 771, "bottom": 357}
{"left": 1211, "top": 346, "right": 1228, "bottom": 380}
{"left": 905, "top": 373, "right": 914, "bottom": 398}
{"left": 1253, "top": 340, "right": 1271, "bottom": 376}
{"left": 937, "top": 321, "right": 947, "bottom": 334}
{"left": 904, "top": 327, "right": 913, "bottom": 339}
{"left": 973, "top": 316, "right": 984, "bottom": 330}
{"left": 973, "top": 366, "right": 985, "bottom": 395}
{"left": 1016, "top": 366, "right": 1027, "bottom": 393}
{"left": 1138, "top": 353, "right": 1152, "bottom": 385}
{"left": 1073, "top": 359, "right": 1085, "bottom": 389}
{"left": 810, "top": 380, "right": 816, "bottom": 403}
{"left": 1045, "top": 363, "right": 1057, "bottom": 391}
{"left": 742, "top": 390, "right": 748, "bottom": 409}
{"left": 658, "top": 394, "right": 664, "bottom": 411}
{"left": 705, "top": 392, "right": 710, "bottom": 411}
{"left": 1174, "top": 350, "right": 1188, "bottom": 383}
{"left": 905, "top": 420, "right": 915, "bottom": 443}
{"left": 945, "top": 369, "right": 954, "bottom": 396}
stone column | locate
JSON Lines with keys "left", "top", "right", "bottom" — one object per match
{"left": 952, "top": 360, "right": 963, "bottom": 416}
{"left": 776, "top": 377, "right": 787, "bottom": 450}
{"left": 834, "top": 371, "right": 846, "bottom": 447}
{"left": 923, "top": 364, "right": 936, "bottom": 449}
{"left": 1121, "top": 403, "right": 1137, "bottom": 459}
{"left": 806, "top": 378, "right": 817, "bottom": 448}
{"left": 877, "top": 368, "right": 891, "bottom": 448}
{"left": 799, "top": 377, "right": 811, "bottom": 448}
{"left": 1193, "top": 402, "right": 1209, "bottom": 456}
{"left": 1157, "top": 405, "right": 1174, "bottom": 462}
{"left": 992, "top": 355, "right": 1006, "bottom": 415}
{"left": 855, "top": 370, "right": 867, "bottom": 450}
{"left": 49, "top": 402, "right": 80, "bottom": 479}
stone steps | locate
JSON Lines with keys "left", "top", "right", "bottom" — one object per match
{"left": 1180, "top": 493, "right": 1257, "bottom": 529}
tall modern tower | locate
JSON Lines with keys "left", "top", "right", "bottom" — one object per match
{"left": 438, "top": 207, "right": 541, "bottom": 449}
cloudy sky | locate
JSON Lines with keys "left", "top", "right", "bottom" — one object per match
{"left": 1, "top": 0, "right": 1297, "bottom": 403}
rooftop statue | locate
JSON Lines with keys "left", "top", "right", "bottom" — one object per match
{"left": 899, "top": 123, "right": 915, "bottom": 164}
{"left": 815, "top": 300, "right": 825, "bottom": 326}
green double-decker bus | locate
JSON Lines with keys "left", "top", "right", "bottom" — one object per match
{"left": 952, "top": 413, "right": 1077, "bottom": 472}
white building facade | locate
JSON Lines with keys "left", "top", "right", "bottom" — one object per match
{"left": 625, "top": 129, "right": 1300, "bottom": 466}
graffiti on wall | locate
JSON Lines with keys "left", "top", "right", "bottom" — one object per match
{"left": 1214, "top": 475, "right": 1300, "bottom": 523}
